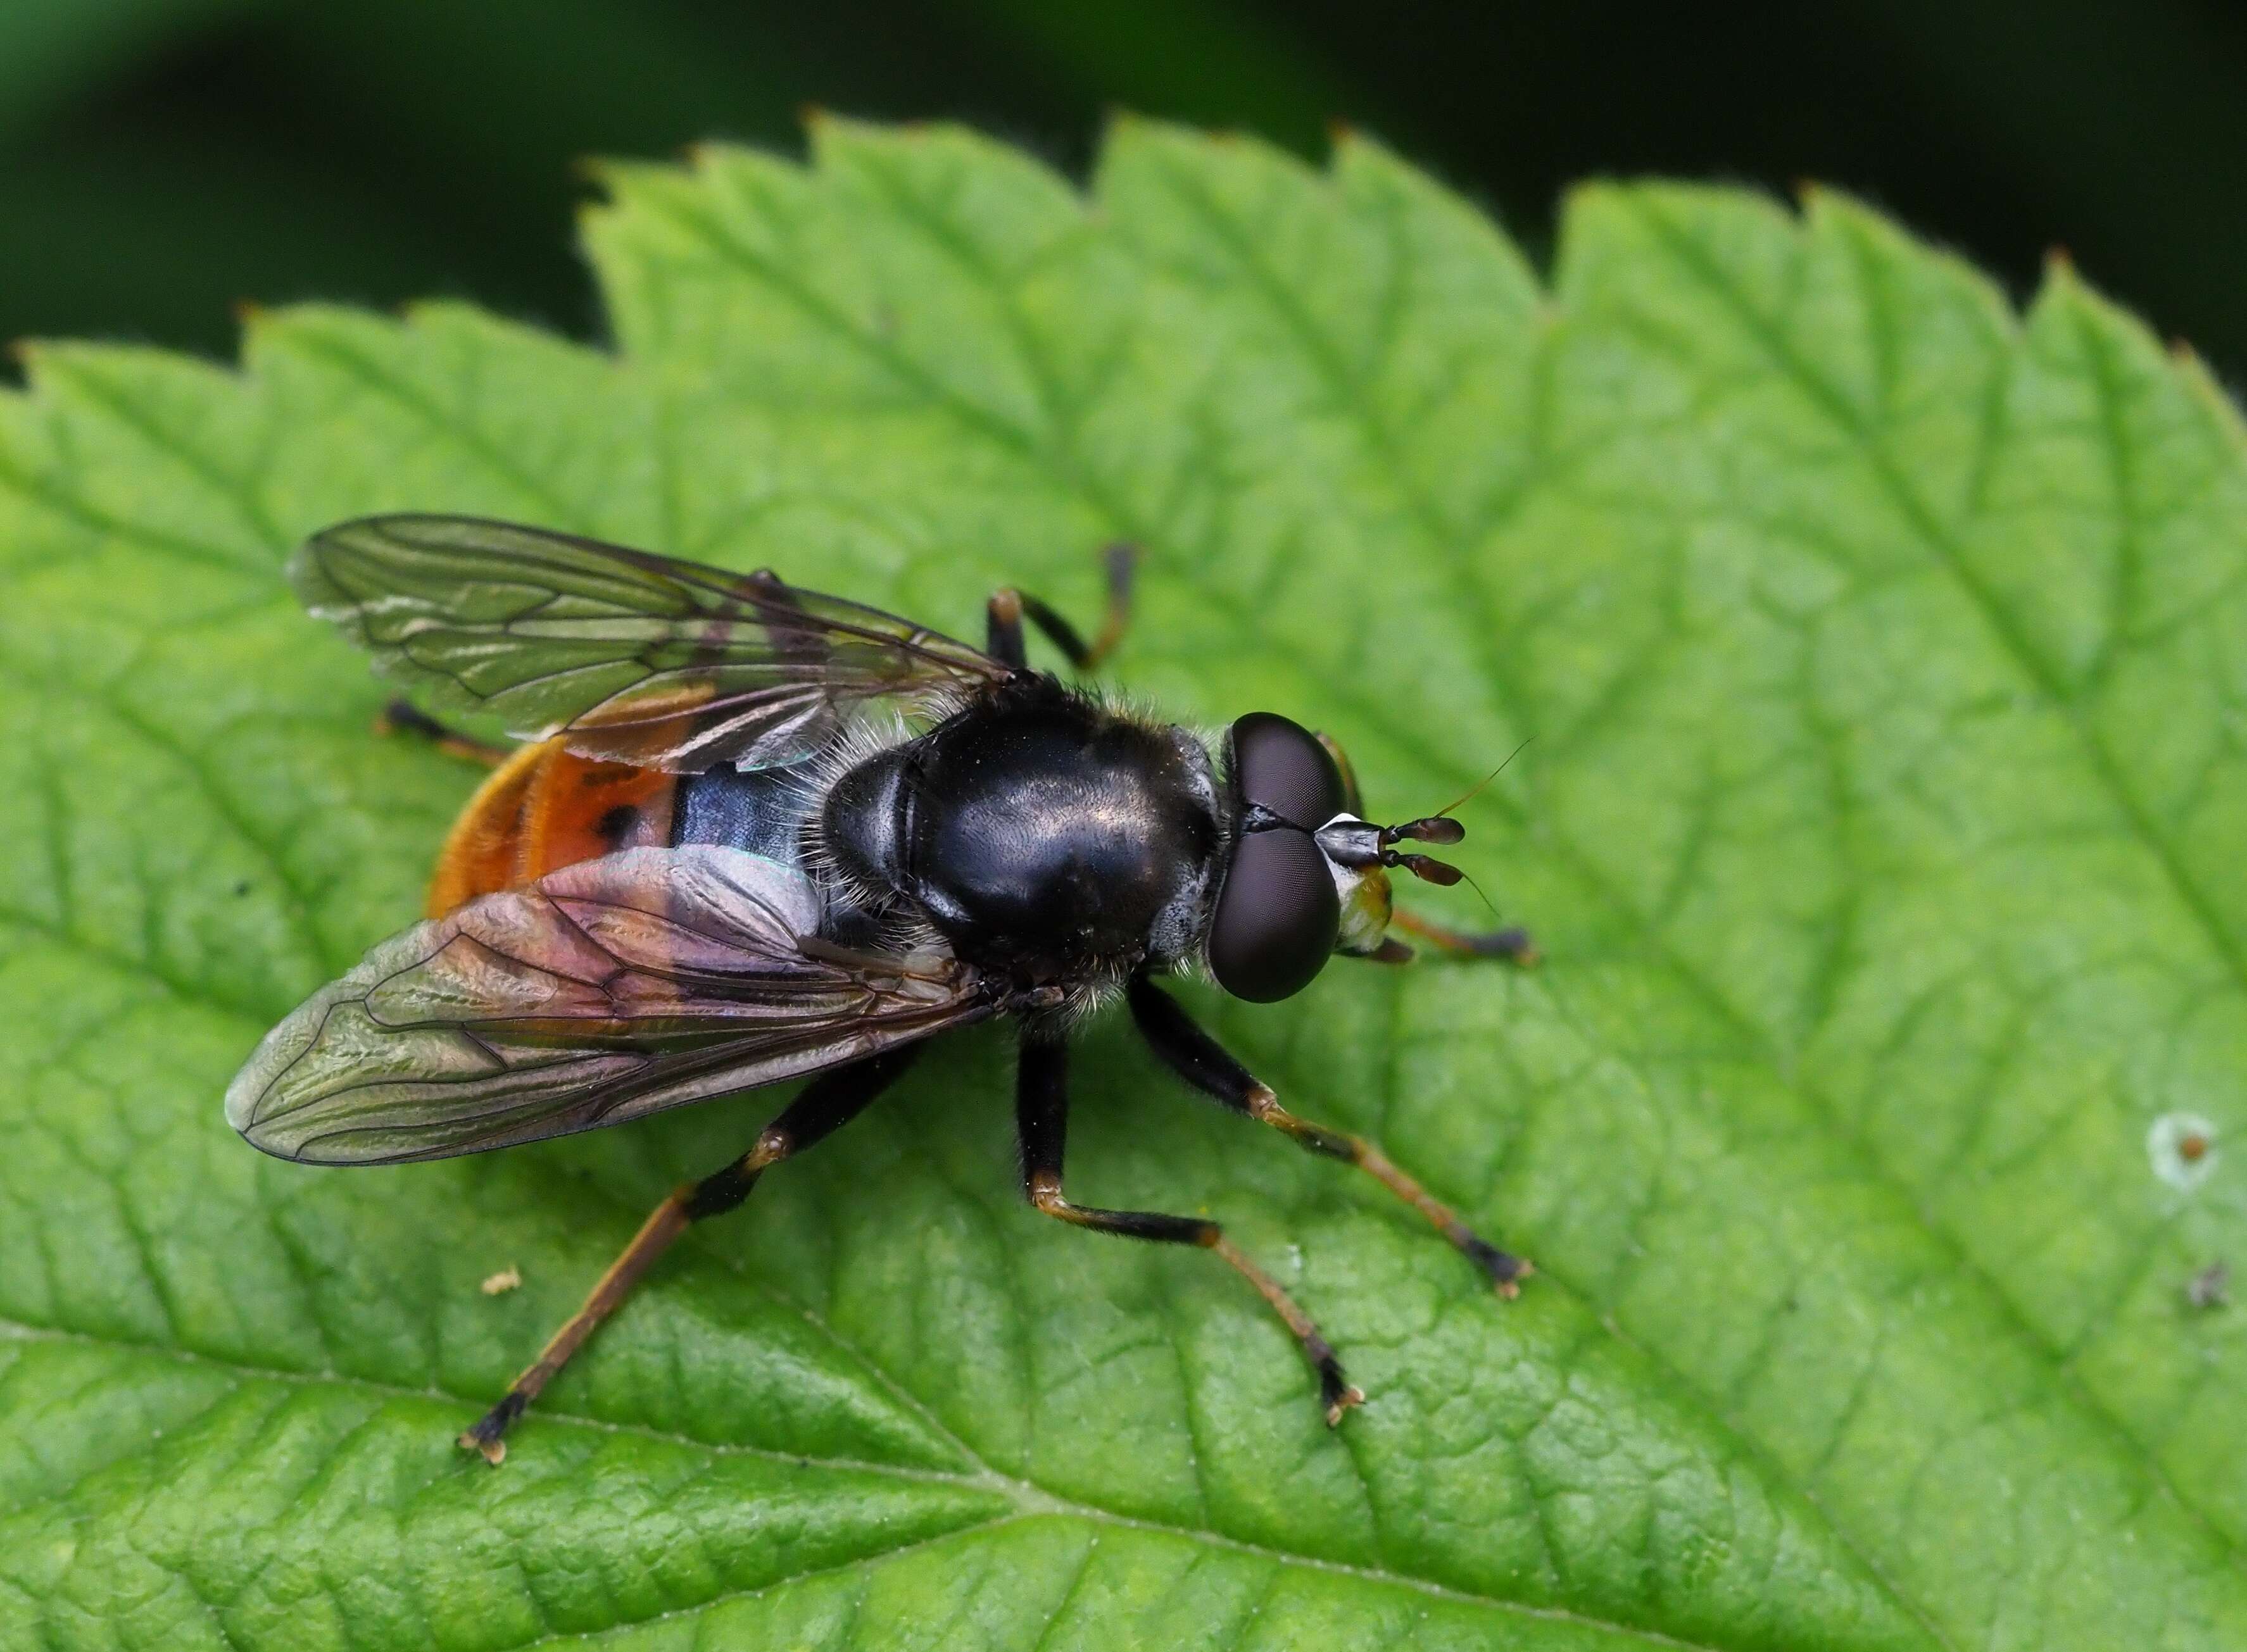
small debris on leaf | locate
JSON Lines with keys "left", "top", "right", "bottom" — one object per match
{"left": 2186, "top": 1261, "right": 2230, "bottom": 1311}
{"left": 480, "top": 1265, "right": 522, "bottom": 1296}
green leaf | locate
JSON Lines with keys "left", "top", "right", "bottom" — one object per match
{"left": 4, "top": 117, "right": 2246, "bottom": 1651}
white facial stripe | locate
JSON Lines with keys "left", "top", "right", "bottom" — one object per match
{"left": 1312, "top": 813, "right": 1394, "bottom": 956}
{"left": 1315, "top": 813, "right": 1371, "bottom": 899}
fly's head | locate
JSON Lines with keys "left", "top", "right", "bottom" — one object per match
{"left": 1206, "top": 712, "right": 1470, "bottom": 1003}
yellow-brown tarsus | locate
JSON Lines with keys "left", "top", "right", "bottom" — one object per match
{"left": 1243, "top": 1084, "right": 1533, "bottom": 1296}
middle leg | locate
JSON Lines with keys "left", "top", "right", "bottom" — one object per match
{"left": 1014, "top": 1034, "right": 1363, "bottom": 1425}
{"left": 1126, "top": 975, "right": 1532, "bottom": 1294}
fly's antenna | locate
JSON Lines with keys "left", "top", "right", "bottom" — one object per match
{"left": 1376, "top": 846, "right": 1502, "bottom": 920}
{"left": 1436, "top": 735, "right": 1534, "bottom": 819}
{"left": 1375, "top": 849, "right": 1500, "bottom": 923}
{"left": 1454, "top": 865, "right": 1505, "bottom": 924}
{"left": 1380, "top": 849, "right": 1461, "bottom": 885}
{"left": 1380, "top": 736, "right": 1533, "bottom": 848}
{"left": 1376, "top": 737, "right": 1530, "bottom": 910}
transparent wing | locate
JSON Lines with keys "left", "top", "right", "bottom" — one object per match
{"left": 225, "top": 846, "right": 991, "bottom": 1165}
{"left": 291, "top": 514, "right": 1009, "bottom": 772}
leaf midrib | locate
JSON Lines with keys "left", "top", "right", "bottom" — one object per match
{"left": 0, "top": 1318, "right": 1734, "bottom": 1652}
{"left": 0, "top": 891, "right": 1768, "bottom": 1646}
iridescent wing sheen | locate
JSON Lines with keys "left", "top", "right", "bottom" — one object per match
{"left": 225, "top": 847, "right": 991, "bottom": 1166}
{"left": 291, "top": 514, "right": 1009, "bottom": 773}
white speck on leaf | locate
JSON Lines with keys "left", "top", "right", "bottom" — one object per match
{"left": 480, "top": 1266, "right": 522, "bottom": 1296}
{"left": 2148, "top": 1113, "right": 2220, "bottom": 1193}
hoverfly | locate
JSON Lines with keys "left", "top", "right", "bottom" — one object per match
{"left": 227, "top": 516, "right": 1535, "bottom": 1463}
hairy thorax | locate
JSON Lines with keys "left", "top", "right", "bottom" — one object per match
{"left": 819, "top": 680, "right": 1223, "bottom": 989}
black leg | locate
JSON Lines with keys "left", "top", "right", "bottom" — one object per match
{"left": 985, "top": 589, "right": 1029, "bottom": 668}
{"left": 375, "top": 697, "right": 512, "bottom": 768}
{"left": 1015, "top": 1034, "right": 1362, "bottom": 1425}
{"left": 985, "top": 542, "right": 1138, "bottom": 672}
{"left": 458, "top": 1044, "right": 922, "bottom": 1464}
{"left": 1126, "top": 975, "right": 1533, "bottom": 1294}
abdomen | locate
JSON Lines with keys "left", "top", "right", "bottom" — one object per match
{"left": 429, "top": 744, "right": 820, "bottom": 919}
{"left": 425, "top": 741, "right": 677, "bottom": 916}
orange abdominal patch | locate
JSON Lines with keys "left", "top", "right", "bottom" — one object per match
{"left": 427, "top": 739, "right": 679, "bottom": 918}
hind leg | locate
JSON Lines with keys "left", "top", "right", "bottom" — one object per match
{"left": 374, "top": 698, "right": 512, "bottom": 767}
{"left": 460, "top": 1046, "right": 922, "bottom": 1463}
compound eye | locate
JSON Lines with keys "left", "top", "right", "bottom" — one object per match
{"left": 1209, "top": 827, "right": 1340, "bottom": 1002}
{"left": 1231, "top": 711, "right": 1347, "bottom": 827}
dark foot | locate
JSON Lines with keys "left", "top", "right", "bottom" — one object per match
{"left": 375, "top": 698, "right": 451, "bottom": 741}
{"left": 1461, "top": 926, "right": 1539, "bottom": 965}
{"left": 377, "top": 697, "right": 512, "bottom": 767}
{"left": 457, "top": 1391, "right": 527, "bottom": 1465}
{"left": 1314, "top": 1348, "right": 1367, "bottom": 1427}
{"left": 1461, "top": 1236, "right": 1535, "bottom": 1299}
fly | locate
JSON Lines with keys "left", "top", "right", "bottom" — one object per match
{"left": 225, "top": 515, "right": 1537, "bottom": 1462}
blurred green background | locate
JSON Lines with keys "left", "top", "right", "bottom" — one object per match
{"left": 6, "top": 0, "right": 2246, "bottom": 377}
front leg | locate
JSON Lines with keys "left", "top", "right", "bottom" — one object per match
{"left": 1015, "top": 1034, "right": 1363, "bottom": 1425}
{"left": 1388, "top": 908, "right": 1539, "bottom": 965}
{"left": 1126, "top": 975, "right": 1532, "bottom": 1294}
